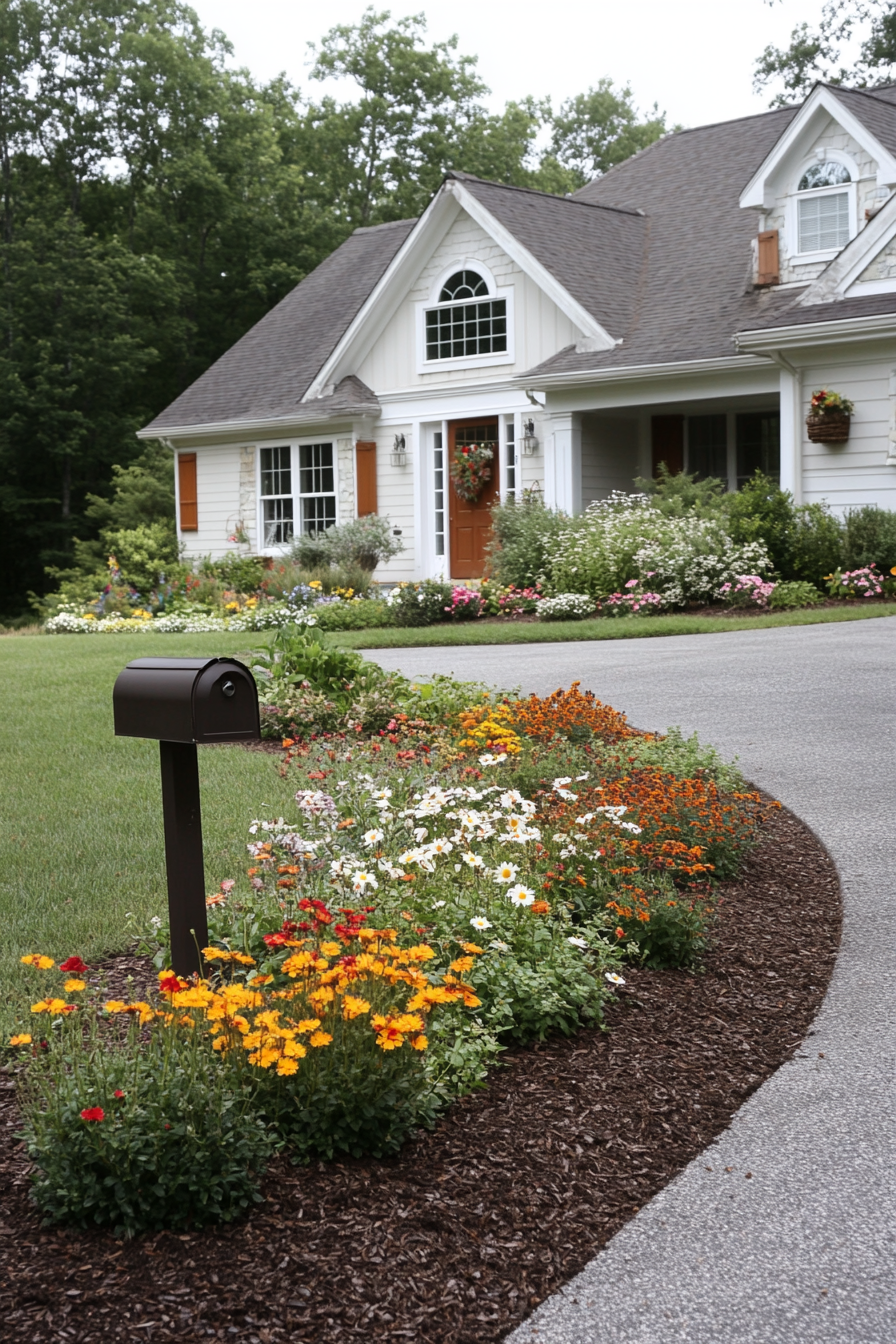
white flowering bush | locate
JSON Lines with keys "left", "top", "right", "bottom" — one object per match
{"left": 549, "top": 492, "right": 772, "bottom": 606}
{"left": 536, "top": 593, "right": 595, "bottom": 621}
{"left": 44, "top": 601, "right": 314, "bottom": 635}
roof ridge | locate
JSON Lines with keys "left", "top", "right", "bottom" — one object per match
{"left": 352, "top": 218, "right": 418, "bottom": 235}
{"left": 449, "top": 171, "right": 645, "bottom": 218}
{"left": 828, "top": 81, "right": 896, "bottom": 106}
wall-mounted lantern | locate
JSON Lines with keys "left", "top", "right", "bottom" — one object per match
{"left": 521, "top": 418, "right": 539, "bottom": 455}
{"left": 113, "top": 657, "right": 260, "bottom": 976}
{"left": 390, "top": 433, "right": 408, "bottom": 467}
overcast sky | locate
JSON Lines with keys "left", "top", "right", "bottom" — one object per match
{"left": 189, "top": 0, "right": 834, "bottom": 130}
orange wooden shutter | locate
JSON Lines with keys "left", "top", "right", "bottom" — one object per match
{"left": 355, "top": 441, "right": 378, "bottom": 516}
{"left": 757, "top": 230, "right": 779, "bottom": 287}
{"left": 178, "top": 452, "right": 198, "bottom": 531}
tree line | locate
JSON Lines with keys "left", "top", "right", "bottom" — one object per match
{"left": 0, "top": 0, "right": 670, "bottom": 616}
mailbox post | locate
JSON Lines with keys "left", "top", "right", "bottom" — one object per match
{"left": 113, "top": 657, "right": 260, "bottom": 976}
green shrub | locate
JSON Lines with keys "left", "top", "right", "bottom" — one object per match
{"left": 842, "top": 505, "right": 896, "bottom": 573}
{"left": 387, "top": 579, "right": 452, "bottom": 626}
{"left": 789, "top": 503, "right": 844, "bottom": 584}
{"left": 626, "top": 726, "right": 745, "bottom": 791}
{"left": 769, "top": 580, "right": 824, "bottom": 610}
{"left": 487, "top": 493, "right": 567, "bottom": 588}
{"left": 102, "top": 523, "right": 180, "bottom": 595}
{"left": 723, "top": 472, "right": 796, "bottom": 576}
{"left": 312, "top": 598, "right": 393, "bottom": 631}
{"left": 291, "top": 515, "right": 404, "bottom": 572}
{"left": 198, "top": 554, "right": 269, "bottom": 594}
{"left": 18, "top": 1019, "right": 272, "bottom": 1237}
{"left": 633, "top": 466, "right": 727, "bottom": 516}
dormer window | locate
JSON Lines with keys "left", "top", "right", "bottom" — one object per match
{"left": 796, "top": 161, "right": 852, "bottom": 254}
{"left": 424, "top": 268, "right": 507, "bottom": 361}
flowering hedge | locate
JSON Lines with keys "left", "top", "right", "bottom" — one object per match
{"left": 9, "top": 677, "right": 774, "bottom": 1232}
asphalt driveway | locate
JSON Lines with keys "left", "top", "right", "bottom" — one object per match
{"left": 365, "top": 617, "right": 896, "bottom": 1344}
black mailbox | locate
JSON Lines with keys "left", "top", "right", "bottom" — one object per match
{"left": 112, "top": 657, "right": 260, "bottom": 977}
{"left": 113, "top": 657, "right": 260, "bottom": 743}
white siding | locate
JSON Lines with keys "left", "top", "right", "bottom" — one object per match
{"left": 180, "top": 443, "right": 251, "bottom": 561}
{"left": 581, "top": 415, "right": 641, "bottom": 505}
{"left": 801, "top": 347, "right": 896, "bottom": 511}
{"left": 356, "top": 212, "right": 583, "bottom": 392}
{"left": 368, "top": 426, "right": 417, "bottom": 583}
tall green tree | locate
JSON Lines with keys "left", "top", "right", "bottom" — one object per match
{"left": 755, "top": 1, "right": 896, "bottom": 104}
{"left": 543, "top": 80, "right": 671, "bottom": 190}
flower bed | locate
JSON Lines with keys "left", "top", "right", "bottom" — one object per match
{"left": 6, "top": 658, "right": 777, "bottom": 1237}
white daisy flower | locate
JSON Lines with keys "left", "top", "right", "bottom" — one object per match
{"left": 462, "top": 852, "right": 485, "bottom": 869}
{"left": 507, "top": 884, "right": 535, "bottom": 907}
{"left": 567, "top": 936, "right": 588, "bottom": 949}
{"left": 470, "top": 915, "right": 492, "bottom": 931}
{"left": 500, "top": 790, "right": 524, "bottom": 808}
{"left": 555, "top": 788, "right": 578, "bottom": 801}
{"left": 362, "top": 828, "right": 384, "bottom": 847}
{"left": 605, "top": 971, "right": 626, "bottom": 986}
{"left": 479, "top": 752, "right": 508, "bottom": 766}
{"left": 370, "top": 788, "right": 392, "bottom": 801}
{"left": 428, "top": 838, "right": 454, "bottom": 856}
{"left": 413, "top": 826, "right": 429, "bottom": 841}
{"left": 575, "top": 773, "right": 590, "bottom": 781}
{"left": 553, "top": 776, "right": 573, "bottom": 787}
{"left": 352, "top": 871, "right": 379, "bottom": 893}
{"left": 494, "top": 861, "right": 519, "bottom": 883}
{"left": 432, "top": 900, "right": 446, "bottom": 909}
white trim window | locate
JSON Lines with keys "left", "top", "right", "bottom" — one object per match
{"left": 259, "top": 445, "right": 294, "bottom": 546}
{"left": 298, "top": 441, "right": 336, "bottom": 534}
{"left": 794, "top": 160, "right": 854, "bottom": 256}
{"left": 433, "top": 430, "right": 446, "bottom": 557}
{"left": 417, "top": 265, "right": 514, "bottom": 372}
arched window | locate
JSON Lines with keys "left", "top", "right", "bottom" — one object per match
{"left": 439, "top": 270, "right": 489, "bottom": 301}
{"left": 425, "top": 267, "right": 507, "bottom": 361}
{"left": 797, "top": 160, "right": 852, "bottom": 253}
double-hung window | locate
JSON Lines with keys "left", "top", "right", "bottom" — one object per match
{"left": 424, "top": 269, "right": 507, "bottom": 362}
{"left": 260, "top": 446, "right": 293, "bottom": 546}
{"left": 259, "top": 442, "right": 336, "bottom": 548}
{"left": 796, "top": 161, "right": 851, "bottom": 254}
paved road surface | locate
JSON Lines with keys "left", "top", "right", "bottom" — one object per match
{"left": 365, "top": 618, "right": 896, "bottom": 1344}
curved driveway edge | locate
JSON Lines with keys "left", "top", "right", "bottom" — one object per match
{"left": 364, "top": 617, "right": 896, "bottom": 1344}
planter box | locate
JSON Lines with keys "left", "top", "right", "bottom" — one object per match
{"left": 806, "top": 411, "right": 850, "bottom": 443}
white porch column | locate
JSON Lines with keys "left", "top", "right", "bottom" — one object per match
{"left": 544, "top": 412, "right": 582, "bottom": 514}
{"left": 778, "top": 363, "right": 803, "bottom": 503}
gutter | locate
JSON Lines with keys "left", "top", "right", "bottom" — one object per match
{"left": 735, "top": 310, "right": 896, "bottom": 352}
{"left": 515, "top": 352, "right": 771, "bottom": 391}
{"left": 136, "top": 407, "right": 380, "bottom": 443}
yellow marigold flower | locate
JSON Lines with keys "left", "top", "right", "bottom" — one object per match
{"left": 341, "top": 994, "right": 371, "bottom": 1019}
{"left": 460, "top": 942, "right": 484, "bottom": 955}
{"left": 403, "top": 944, "right": 436, "bottom": 962}
{"left": 31, "top": 998, "right": 71, "bottom": 1015}
{"left": 103, "top": 1000, "right": 129, "bottom": 1014}
{"left": 212, "top": 1035, "right": 229, "bottom": 1051}
{"left": 172, "top": 987, "right": 214, "bottom": 1009}
{"left": 64, "top": 979, "right": 87, "bottom": 992}
{"left": 248, "top": 974, "right": 273, "bottom": 986}
{"left": 282, "top": 951, "right": 316, "bottom": 976}
{"left": 393, "top": 1013, "right": 425, "bottom": 1034}
{"left": 410, "top": 1034, "right": 428, "bottom": 1051}
{"left": 254, "top": 1009, "right": 282, "bottom": 1030}
{"left": 9, "top": 1034, "right": 32, "bottom": 1046}
{"left": 450, "top": 956, "right": 475, "bottom": 974}
{"left": 21, "top": 955, "right": 55, "bottom": 970}
{"left": 319, "top": 941, "right": 342, "bottom": 957}
{"left": 276, "top": 1057, "right": 299, "bottom": 1076}
{"left": 309, "top": 987, "right": 335, "bottom": 1010}
{"left": 296, "top": 1017, "right": 321, "bottom": 1033}
{"left": 308, "top": 1030, "right": 332, "bottom": 1048}
{"left": 242, "top": 1031, "right": 263, "bottom": 1050}
{"left": 282, "top": 1039, "right": 307, "bottom": 1059}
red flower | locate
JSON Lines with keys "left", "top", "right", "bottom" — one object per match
{"left": 114, "top": 1090, "right": 125, "bottom": 1099}
{"left": 80, "top": 1107, "right": 105, "bottom": 1122}
{"left": 158, "top": 974, "right": 181, "bottom": 994}
{"left": 59, "top": 957, "right": 88, "bottom": 974}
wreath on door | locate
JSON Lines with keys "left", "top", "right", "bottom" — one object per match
{"left": 450, "top": 443, "right": 494, "bottom": 503}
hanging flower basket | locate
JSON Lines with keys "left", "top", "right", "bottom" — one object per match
{"left": 806, "top": 389, "right": 853, "bottom": 443}
{"left": 450, "top": 443, "right": 494, "bottom": 502}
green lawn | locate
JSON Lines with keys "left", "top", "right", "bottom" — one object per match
{"left": 327, "top": 601, "right": 896, "bottom": 649}
{"left": 0, "top": 633, "right": 294, "bottom": 1037}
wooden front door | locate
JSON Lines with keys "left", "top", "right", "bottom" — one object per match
{"left": 448, "top": 420, "right": 499, "bottom": 580}
{"left": 651, "top": 415, "right": 684, "bottom": 476}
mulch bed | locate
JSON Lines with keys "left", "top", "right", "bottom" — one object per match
{"left": 0, "top": 803, "right": 840, "bottom": 1344}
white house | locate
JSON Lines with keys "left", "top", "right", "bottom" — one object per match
{"left": 140, "top": 82, "right": 896, "bottom": 584}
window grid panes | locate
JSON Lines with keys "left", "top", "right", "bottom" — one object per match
{"left": 433, "top": 432, "right": 445, "bottom": 557}
{"left": 505, "top": 419, "right": 516, "bottom": 498}
{"left": 260, "top": 446, "right": 294, "bottom": 546}
{"left": 736, "top": 413, "right": 780, "bottom": 489}
{"left": 687, "top": 414, "right": 727, "bottom": 483}
{"left": 798, "top": 192, "right": 849, "bottom": 252}
{"left": 425, "top": 298, "right": 507, "bottom": 360}
{"left": 298, "top": 442, "right": 336, "bottom": 535}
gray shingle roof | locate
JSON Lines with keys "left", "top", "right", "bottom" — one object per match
{"left": 831, "top": 84, "right": 896, "bottom": 158}
{"left": 449, "top": 173, "right": 646, "bottom": 337}
{"left": 143, "top": 219, "right": 415, "bottom": 432}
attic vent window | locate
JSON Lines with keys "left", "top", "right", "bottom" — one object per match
{"left": 425, "top": 268, "right": 507, "bottom": 361}
{"left": 796, "top": 162, "right": 851, "bottom": 253}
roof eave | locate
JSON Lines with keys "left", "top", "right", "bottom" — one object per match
{"left": 137, "top": 405, "right": 380, "bottom": 443}
{"left": 736, "top": 309, "right": 896, "bottom": 350}
{"left": 517, "top": 352, "right": 772, "bottom": 390}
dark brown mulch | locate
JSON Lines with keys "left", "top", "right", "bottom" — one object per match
{"left": 0, "top": 804, "right": 840, "bottom": 1344}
